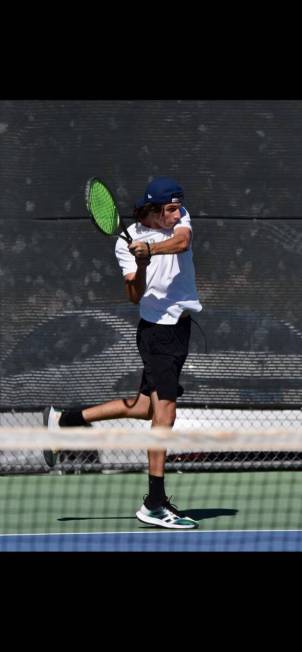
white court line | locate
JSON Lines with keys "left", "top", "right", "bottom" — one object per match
{"left": 1, "top": 529, "right": 302, "bottom": 537}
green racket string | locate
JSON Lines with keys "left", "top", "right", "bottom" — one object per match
{"left": 89, "top": 181, "right": 119, "bottom": 235}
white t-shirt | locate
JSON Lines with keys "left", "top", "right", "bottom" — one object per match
{"left": 115, "top": 207, "right": 202, "bottom": 325}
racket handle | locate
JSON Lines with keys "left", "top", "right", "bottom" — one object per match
{"left": 122, "top": 227, "right": 132, "bottom": 243}
{"left": 119, "top": 232, "right": 132, "bottom": 244}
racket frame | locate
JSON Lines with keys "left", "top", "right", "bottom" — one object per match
{"left": 85, "top": 177, "right": 132, "bottom": 244}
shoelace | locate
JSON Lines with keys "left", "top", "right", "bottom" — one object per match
{"left": 143, "top": 494, "right": 180, "bottom": 515}
{"left": 163, "top": 496, "right": 180, "bottom": 516}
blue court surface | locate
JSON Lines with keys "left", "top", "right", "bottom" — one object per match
{"left": 1, "top": 530, "right": 302, "bottom": 552}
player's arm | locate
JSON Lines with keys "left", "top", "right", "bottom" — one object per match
{"left": 129, "top": 227, "right": 191, "bottom": 258}
{"left": 124, "top": 259, "right": 150, "bottom": 304}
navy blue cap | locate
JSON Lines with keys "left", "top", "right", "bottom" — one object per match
{"left": 135, "top": 176, "right": 184, "bottom": 208}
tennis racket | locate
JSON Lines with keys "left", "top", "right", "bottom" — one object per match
{"left": 85, "top": 177, "right": 132, "bottom": 244}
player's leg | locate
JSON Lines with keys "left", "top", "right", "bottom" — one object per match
{"left": 43, "top": 393, "right": 152, "bottom": 466}
{"left": 147, "top": 391, "right": 176, "bottom": 488}
{"left": 144, "top": 391, "right": 175, "bottom": 506}
{"left": 136, "top": 392, "right": 198, "bottom": 529}
{"left": 135, "top": 317, "right": 198, "bottom": 528}
{"left": 82, "top": 393, "right": 152, "bottom": 423}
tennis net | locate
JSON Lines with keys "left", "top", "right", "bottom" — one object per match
{"left": 0, "top": 425, "right": 302, "bottom": 551}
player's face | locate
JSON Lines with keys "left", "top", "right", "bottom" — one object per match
{"left": 154, "top": 203, "right": 182, "bottom": 229}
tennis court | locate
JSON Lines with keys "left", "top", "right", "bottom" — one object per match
{"left": 1, "top": 459, "right": 302, "bottom": 551}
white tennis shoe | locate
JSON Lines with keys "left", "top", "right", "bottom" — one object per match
{"left": 43, "top": 406, "right": 61, "bottom": 467}
{"left": 136, "top": 499, "right": 198, "bottom": 530}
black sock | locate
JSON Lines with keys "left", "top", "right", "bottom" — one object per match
{"left": 145, "top": 475, "right": 166, "bottom": 509}
{"left": 59, "top": 410, "right": 88, "bottom": 427}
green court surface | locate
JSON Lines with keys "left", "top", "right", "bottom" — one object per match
{"left": 0, "top": 470, "right": 301, "bottom": 535}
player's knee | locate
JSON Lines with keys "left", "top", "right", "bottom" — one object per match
{"left": 153, "top": 403, "right": 176, "bottom": 428}
{"left": 122, "top": 398, "right": 138, "bottom": 416}
{"left": 122, "top": 396, "right": 152, "bottom": 420}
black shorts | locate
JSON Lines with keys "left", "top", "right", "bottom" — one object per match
{"left": 136, "top": 316, "right": 191, "bottom": 402}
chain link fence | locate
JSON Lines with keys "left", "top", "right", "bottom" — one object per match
{"left": 1, "top": 407, "right": 302, "bottom": 474}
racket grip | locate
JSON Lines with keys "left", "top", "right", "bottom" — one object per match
{"left": 123, "top": 228, "right": 132, "bottom": 244}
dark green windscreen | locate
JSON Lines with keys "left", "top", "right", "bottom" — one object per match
{"left": 1, "top": 217, "right": 301, "bottom": 409}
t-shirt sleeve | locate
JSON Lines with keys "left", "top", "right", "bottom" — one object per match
{"left": 115, "top": 237, "right": 137, "bottom": 277}
{"left": 174, "top": 206, "right": 192, "bottom": 231}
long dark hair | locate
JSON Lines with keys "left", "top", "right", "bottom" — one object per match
{"left": 133, "top": 203, "right": 163, "bottom": 223}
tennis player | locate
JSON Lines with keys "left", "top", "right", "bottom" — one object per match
{"left": 44, "top": 177, "right": 202, "bottom": 529}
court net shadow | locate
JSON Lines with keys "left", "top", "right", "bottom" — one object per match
{"left": 57, "top": 516, "right": 137, "bottom": 521}
{"left": 179, "top": 508, "right": 238, "bottom": 520}
{"left": 57, "top": 509, "right": 238, "bottom": 522}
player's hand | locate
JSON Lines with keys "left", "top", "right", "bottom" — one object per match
{"left": 129, "top": 241, "right": 150, "bottom": 259}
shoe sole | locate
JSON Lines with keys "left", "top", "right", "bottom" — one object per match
{"left": 43, "top": 406, "right": 59, "bottom": 467}
{"left": 43, "top": 406, "right": 51, "bottom": 427}
{"left": 136, "top": 510, "right": 198, "bottom": 530}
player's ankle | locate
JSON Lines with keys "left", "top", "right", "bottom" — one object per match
{"left": 59, "top": 410, "right": 88, "bottom": 427}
